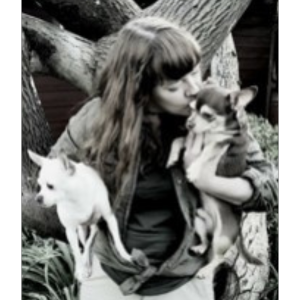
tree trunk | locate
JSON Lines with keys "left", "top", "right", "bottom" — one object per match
{"left": 143, "top": 0, "right": 252, "bottom": 72}
{"left": 211, "top": 34, "right": 269, "bottom": 300}
{"left": 22, "top": 31, "right": 65, "bottom": 238}
{"left": 22, "top": 15, "right": 95, "bottom": 94}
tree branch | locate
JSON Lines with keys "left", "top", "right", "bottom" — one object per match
{"left": 36, "top": 0, "right": 141, "bottom": 40}
{"left": 23, "top": 0, "right": 252, "bottom": 93}
{"left": 23, "top": 14, "right": 95, "bottom": 94}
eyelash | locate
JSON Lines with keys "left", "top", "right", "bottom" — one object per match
{"left": 167, "top": 86, "right": 179, "bottom": 92}
{"left": 166, "top": 69, "right": 199, "bottom": 92}
{"left": 202, "top": 112, "right": 214, "bottom": 121}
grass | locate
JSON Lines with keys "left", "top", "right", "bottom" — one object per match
{"left": 22, "top": 228, "right": 79, "bottom": 300}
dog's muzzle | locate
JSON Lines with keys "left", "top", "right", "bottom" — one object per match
{"left": 186, "top": 120, "right": 194, "bottom": 130}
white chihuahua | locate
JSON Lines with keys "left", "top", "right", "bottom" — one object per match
{"left": 28, "top": 150, "right": 132, "bottom": 281}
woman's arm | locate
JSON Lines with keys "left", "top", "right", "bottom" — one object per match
{"left": 187, "top": 130, "right": 278, "bottom": 211}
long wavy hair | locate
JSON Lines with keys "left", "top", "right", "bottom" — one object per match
{"left": 84, "top": 17, "right": 201, "bottom": 205}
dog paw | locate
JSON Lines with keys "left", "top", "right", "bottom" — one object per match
{"left": 166, "top": 155, "right": 178, "bottom": 168}
{"left": 186, "top": 164, "right": 199, "bottom": 184}
{"left": 74, "top": 268, "right": 84, "bottom": 282}
{"left": 190, "top": 244, "right": 208, "bottom": 255}
{"left": 196, "top": 266, "right": 214, "bottom": 280}
{"left": 75, "top": 266, "right": 92, "bottom": 282}
{"left": 81, "top": 265, "right": 93, "bottom": 279}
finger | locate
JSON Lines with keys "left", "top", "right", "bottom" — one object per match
{"left": 185, "top": 132, "right": 195, "bottom": 149}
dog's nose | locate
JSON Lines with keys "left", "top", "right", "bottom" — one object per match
{"left": 35, "top": 195, "right": 44, "bottom": 205}
{"left": 186, "top": 120, "right": 194, "bottom": 130}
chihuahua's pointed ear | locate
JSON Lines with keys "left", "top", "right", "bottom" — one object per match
{"left": 59, "top": 153, "right": 76, "bottom": 175}
{"left": 230, "top": 86, "right": 258, "bottom": 109}
{"left": 27, "top": 149, "right": 46, "bottom": 167}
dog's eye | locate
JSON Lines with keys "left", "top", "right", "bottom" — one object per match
{"left": 47, "top": 183, "right": 54, "bottom": 190}
{"left": 201, "top": 112, "right": 214, "bottom": 121}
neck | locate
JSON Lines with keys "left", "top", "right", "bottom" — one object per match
{"left": 145, "top": 101, "right": 164, "bottom": 115}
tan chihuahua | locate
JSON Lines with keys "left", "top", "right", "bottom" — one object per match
{"left": 167, "top": 81, "right": 262, "bottom": 279}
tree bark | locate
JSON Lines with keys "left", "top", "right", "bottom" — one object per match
{"left": 143, "top": 0, "right": 252, "bottom": 72}
{"left": 22, "top": 14, "right": 95, "bottom": 94}
{"left": 22, "top": 31, "right": 65, "bottom": 239}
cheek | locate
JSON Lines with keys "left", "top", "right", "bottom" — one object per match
{"left": 153, "top": 85, "right": 191, "bottom": 115}
{"left": 195, "top": 117, "right": 226, "bottom": 133}
{"left": 189, "top": 116, "right": 211, "bottom": 133}
{"left": 161, "top": 91, "right": 190, "bottom": 113}
{"left": 159, "top": 92, "right": 173, "bottom": 107}
{"left": 194, "top": 119, "right": 210, "bottom": 132}
{"left": 172, "top": 92, "right": 189, "bottom": 107}
{"left": 160, "top": 90, "right": 182, "bottom": 103}
{"left": 42, "top": 189, "right": 60, "bottom": 202}
{"left": 154, "top": 85, "right": 185, "bottom": 103}
{"left": 213, "top": 116, "right": 227, "bottom": 131}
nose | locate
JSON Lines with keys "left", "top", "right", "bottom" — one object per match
{"left": 186, "top": 118, "right": 194, "bottom": 130}
{"left": 185, "top": 76, "right": 201, "bottom": 99}
{"left": 35, "top": 195, "right": 44, "bottom": 205}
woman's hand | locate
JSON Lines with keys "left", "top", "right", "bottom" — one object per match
{"left": 186, "top": 140, "right": 254, "bottom": 206}
{"left": 183, "top": 132, "right": 204, "bottom": 169}
{"left": 185, "top": 140, "right": 227, "bottom": 187}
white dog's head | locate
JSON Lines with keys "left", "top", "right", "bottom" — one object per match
{"left": 28, "top": 150, "right": 76, "bottom": 207}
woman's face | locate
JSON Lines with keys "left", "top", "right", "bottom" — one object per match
{"left": 151, "top": 64, "right": 202, "bottom": 116}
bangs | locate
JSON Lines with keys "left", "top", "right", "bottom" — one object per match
{"left": 150, "top": 31, "right": 201, "bottom": 83}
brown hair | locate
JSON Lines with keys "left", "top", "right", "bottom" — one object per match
{"left": 84, "top": 17, "right": 201, "bottom": 204}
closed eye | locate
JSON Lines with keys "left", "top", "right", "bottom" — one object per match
{"left": 47, "top": 183, "right": 54, "bottom": 190}
{"left": 166, "top": 86, "right": 179, "bottom": 92}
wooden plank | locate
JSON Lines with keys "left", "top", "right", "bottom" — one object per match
{"left": 234, "top": 29, "right": 271, "bottom": 38}
{"left": 34, "top": 76, "right": 87, "bottom": 93}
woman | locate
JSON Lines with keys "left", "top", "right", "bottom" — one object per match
{"left": 51, "top": 17, "right": 277, "bottom": 300}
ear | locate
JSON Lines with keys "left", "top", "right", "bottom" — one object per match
{"left": 59, "top": 153, "right": 76, "bottom": 175}
{"left": 230, "top": 86, "right": 258, "bottom": 109}
{"left": 27, "top": 149, "right": 46, "bottom": 167}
